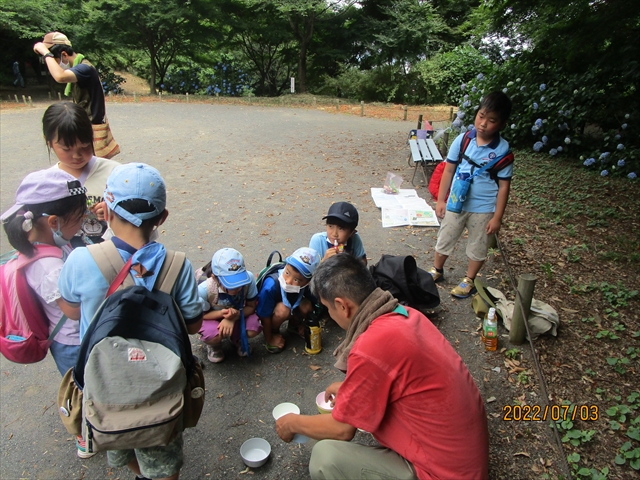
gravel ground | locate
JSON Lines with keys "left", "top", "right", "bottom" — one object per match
{"left": 0, "top": 102, "right": 561, "bottom": 479}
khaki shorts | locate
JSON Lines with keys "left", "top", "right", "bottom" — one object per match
{"left": 435, "top": 211, "right": 494, "bottom": 262}
{"left": 107, "top": 432, "right": 183, "bottom": 478}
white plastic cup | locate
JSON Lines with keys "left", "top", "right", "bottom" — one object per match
{"left": 272, "top": 402, "right": 309, "bottom": 444}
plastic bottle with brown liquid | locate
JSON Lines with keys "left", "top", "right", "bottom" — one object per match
{"left": 304, "top": 305, "right": 322, "bottom": 355}
{"left": 482, "top": 307, "right": 498, "bottom": 351}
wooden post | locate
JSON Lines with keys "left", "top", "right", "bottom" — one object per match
{"left": 28, "top": 96, "right": 33, "bottom": 106}
{"left": 336, "top": 99, "right": 339, "bottom": 111}
{"left": 159, "top": 92, "right": 162, "bottom": 101}
{"left": 403, "top": 105, "right": 408, "bottom": 121}
{"left": 509, "top": 274, "right": 537, "bottom": 345}
{"left": 22, "top": 95, "right": 27, "bottom": 105}
{"left": 58, "top": 92, "right": 62, "bottom": 101}
{"left": 14, "top": 94, "right": 19, "bottom": 103}
{"left": 360, "top": 101, "right": 364, "bottom": 117}
{"left": 186, "top": 93, "right": 189, "bottom": 103}
{"left": 313, "top": 96, "right": 316, "bottom": 107}
{"left": 442, "top": 131, "right": 450, "bottom": 156}
{"left": 417, "top": 114, "right": 423, "bottom": 129}
{"left": 449, "top": 107, "right": 454, "bottom": 122}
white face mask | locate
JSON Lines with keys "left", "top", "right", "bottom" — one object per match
{"left": 59, "top": 58, "right": 70, "bottom": 70}
{"left": 101, "top": 209, "right": 114, "bottom": 241}
{"left": 279, "top": 272, "right": 301, "bottom": 294}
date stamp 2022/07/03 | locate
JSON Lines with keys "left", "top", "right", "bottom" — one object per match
{"left": 503, "top": 404, "right": 599, "bottom": 422}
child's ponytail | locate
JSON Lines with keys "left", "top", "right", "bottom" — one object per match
{"left": 4, "top": 212, "right": 37, "bottom": 257}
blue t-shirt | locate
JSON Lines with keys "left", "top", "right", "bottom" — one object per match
{"left": 256, "top": 270, "right": 313, "bottom": 318}
{"left": 70, "top": 61, "right": 105, "bottom": 124}
{"left": 447, "top": 129, "right": 513, "bottom": 213}
{"left": 58, "top": 238, "right": 202, "bottom": 339}
{"left": 309, "top": 232, "right": 366, "bottom": 259}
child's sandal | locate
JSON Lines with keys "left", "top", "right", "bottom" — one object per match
{"left": 264, "top": 343, "right": 284, "bottom": 354}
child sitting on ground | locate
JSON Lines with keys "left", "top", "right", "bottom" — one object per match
{"left": 256, "top": 247, "right": 320, "bottom": 353}
{"left": 43, "top": 102, "right": 119, "bottom": 247}
{"left": 429, "top": 91, "right": 515, "bottom": 298}
{"left": 309, "top": 202, "right": 367, "bottom": 265}
{"left": 197, "top": 248, "right": 262, "bottom": 363}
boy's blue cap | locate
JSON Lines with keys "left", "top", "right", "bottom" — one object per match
{"left": 286, "top": 247, "right": 321, "bottom": 279}
{"left": 211, "top": 248, "right": 251, "bottom": 289}
{"left": 323, "top": 201, "right": 358, "bottom": 227}
{"left": 104, "top": 163, "right": 166, "bottom": 227}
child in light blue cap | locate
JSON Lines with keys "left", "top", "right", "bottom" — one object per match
{"left": 256, "top": 247, "right": 321, "bottom": 353}
{"left": 197, "top": 248, "right": 262, "bottom": 363}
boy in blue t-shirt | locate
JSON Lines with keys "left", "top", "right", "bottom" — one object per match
{"left": 58, "top": 163, "right": 202, "bottom": 478}
{"left": 309, "top": 202, "right": 367, "bottom": 265}
{"left": 256, "top": 247, "right": 320, "bottom": 353}
{"left": 430, "top": 91, "right": 514, "bottom": 298}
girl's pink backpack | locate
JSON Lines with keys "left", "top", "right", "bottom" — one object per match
{"left": 0, "top": 244, "right": 63, "bottom": 363}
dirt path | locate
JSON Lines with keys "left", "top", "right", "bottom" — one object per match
{"left": 0, "top": 102, "right": 562, "bottom": 479}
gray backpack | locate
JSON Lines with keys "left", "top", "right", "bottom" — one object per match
{"left": 74, "top": 241, "right": 203, "bottom": 453}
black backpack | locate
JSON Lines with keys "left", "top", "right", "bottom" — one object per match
{"left": 369, "top": 255, "right": 440, "bottom": 311}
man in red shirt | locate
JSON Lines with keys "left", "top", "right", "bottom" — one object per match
{"left": 275, "top": 254, "right": 489, "bottom": 480}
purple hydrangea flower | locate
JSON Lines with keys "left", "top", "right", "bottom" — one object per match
{"left": 557, "top": 146, "right": 563, "bottom": 152}
{"left": 477, "top": 73, "right": 484, "bottom": 80}
{"left": 614, "top": 134, "right": 621, "bottom": 140}
{"left": 540, "top": 96, "right": 546, "bottom": 102}
{"left": 542, "top": 135, "right": 548, "bottom": 144}
{"left": 622, "top": 123, "right": 628, "bottom": 129}
{"left": 583, "top": 158, "right": 596, "bottom": 166}
{"left": 452, "top": 118, "right": 462, "bottom": 128}
{"left": 535, "top": 118, "right": 543, "bottom": 128}
{"left": 531, "top": 125, "right": 539, "bottom": 133}
{"left": 461, "top": 83, "right": 466, "bottom": 90}
{"left": 628, "top": 172, "right": 637, "bottom": 179}
{"left": 617, "top": 143, "right": 624, "bottom": 150}
{"left": 601, "top": 170, "right": 609, "bottom": 177}
{"left": 618, "top": 159, "right": 626, "bottom": 167}
{"left": 599, "top": 152, "right": 610, "bottom": 161}
{"left": 502, "top": 88, "right": 508, "bottom": 93}
{"left": 464, "top": 94, "right": 469, "bottom": 100}
{"left": 565, "top": 137, "right": 571, "bottom": 144}
{"left": 533, "top": 142, "right": 544, "bottom": 152}
{"left": 550, "top": 148, "right": 558, "bottom": 156}
{"left": 533, "top": 103, "right": 539, "bottom": 110}
{"left": 558, "top": 110, "right": 564, "bottom": 116}
{"left": 462, "top": 100, "right": 471, "bottom": 108}
{"left": 456, "top": 111, "right": 465, "bottom": 119}
{"left": 540, "top": 84, "right": 546, "bottom": 91}
{"left": 471, "top": 86, "right": 477, "bottom": 93}
{"left": 468, "top": 124, "right": 474, "bottom": 130}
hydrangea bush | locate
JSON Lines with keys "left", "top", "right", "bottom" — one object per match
{"left": 158, "top": 60, "right": 252, "bottom": 97}
{"left": 451, "top": 63, "right": 637, "bottom": 179}
{"left": 96, "top": 66, "right": 125, "bottom": 95}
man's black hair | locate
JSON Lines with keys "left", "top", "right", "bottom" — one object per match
{"left": 310, "top": 254, "right": 376, "bottom": 306}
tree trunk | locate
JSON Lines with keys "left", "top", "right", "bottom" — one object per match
{"left": 297, "top": 43, "right": 307, "bottom": 93}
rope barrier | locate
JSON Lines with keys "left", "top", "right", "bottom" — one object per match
{"left": 495, "top": 234, "right": 573, "bottom": 479}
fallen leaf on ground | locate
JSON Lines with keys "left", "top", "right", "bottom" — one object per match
{"left": 309, "top": 365, "right": 321, "bottom": 371}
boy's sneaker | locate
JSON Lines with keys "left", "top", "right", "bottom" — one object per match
{"left": 451, "top": 277, "right": 477, "bottom": 299}
{"left": 206, "top": 344, "right": 224, "bottom": 363}
{"left": 76, "top": 435, "right": 96, "bottom": 459}
{"left": 428, "top": 267, "right": 444, "bottom": 283}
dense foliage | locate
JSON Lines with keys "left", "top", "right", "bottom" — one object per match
{"left": 1, "top": 0, "right": 638, "bottom": 177}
